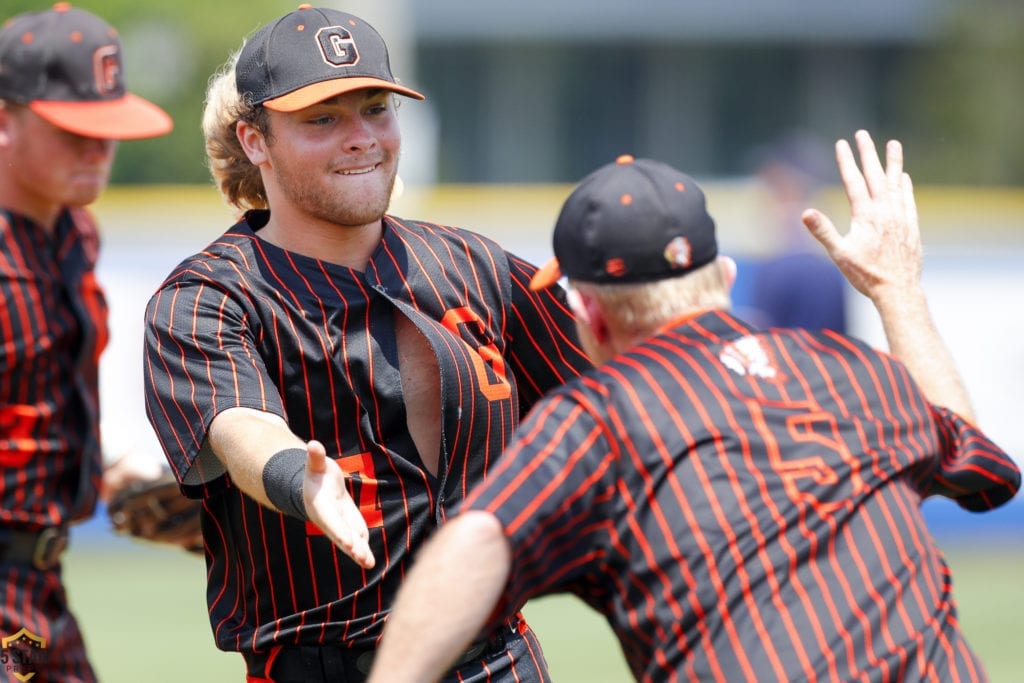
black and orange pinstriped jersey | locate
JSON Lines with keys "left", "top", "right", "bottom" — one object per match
{"left": 143, "top": 210, "right": 591, "bottom": 657}
{"left": 0, "top": 208, "right": 108, "bottom": 530}
{"left": 463, "top": 309, "right": 1021, "bottom": 683}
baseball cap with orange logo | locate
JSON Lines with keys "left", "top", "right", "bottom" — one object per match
{"left": 0, "top": 3, "right": 173, "bottom": 140}
{"left": 529, "top": 155, "right": 718, "bottom": 290}
{"left": 235, "top": 4, "right": 425, "bottom": 112}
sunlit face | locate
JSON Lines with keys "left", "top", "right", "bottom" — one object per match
{"left": 0, "top": 105, "right": 117, "bottom": 224}
{"left": 250, "top": 89, "right": 401, "bottom": 230}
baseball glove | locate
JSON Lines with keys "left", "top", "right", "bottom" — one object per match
{"left": 107, "top": 472, "right": 204, "bottom": 555}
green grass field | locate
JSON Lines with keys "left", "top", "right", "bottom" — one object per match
{"left": 60, "top": 538, "right": 1023, "bottom": 682}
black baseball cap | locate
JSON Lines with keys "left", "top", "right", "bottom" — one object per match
{"left": 0, "top": 2, "right": 173, "bottom": 139}
{"left": 530, "top": 155, "right": 718, "bottom": 290}
{"left": 236, "top": 4, "right": 425, "bottom": 112}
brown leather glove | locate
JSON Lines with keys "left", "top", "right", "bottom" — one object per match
{"left": 107, "top": 471, "right": 204, "bottom": 555}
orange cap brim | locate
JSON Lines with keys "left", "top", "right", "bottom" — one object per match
{"left": 263, "top": 77, "right": 426, "bottom": 112}
{"left": 30, "top": 94, "right": 173, "bottom": 140}
{"left": 529, "top": 257, "right": 563, "bottom": 291}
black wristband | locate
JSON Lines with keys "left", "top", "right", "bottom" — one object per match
{"left": 262, "top": 448, "right": 308, "bottom": 521}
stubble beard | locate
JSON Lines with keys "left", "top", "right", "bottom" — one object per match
{"left": 277, "top": 155, "right": 398, "bottom": 228}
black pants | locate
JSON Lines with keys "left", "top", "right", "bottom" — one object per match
{"left": 0, "top": 560, "right": 97, "bottom": 683}
{"left": 243, "top": 618, "right": 551, "bottom": 683}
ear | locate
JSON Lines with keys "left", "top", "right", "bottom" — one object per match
{"left": 236, "top": 119, "right": 268, "bottom": 166}
{"left": 567, "top": 287, "right": 610, "bottom": 345}
{"left": 718, "top": 255, "right": 737, "bottom": 292}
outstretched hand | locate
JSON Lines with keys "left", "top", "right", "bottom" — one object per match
{"left": 303, "top": 439, "right": 376, "bottom": 570}
{"left": 801, "top": 129, "right": 923, "bottom": 304}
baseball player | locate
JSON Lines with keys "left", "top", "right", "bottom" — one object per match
{"left": 0, "top": 3, "right": 173, "bottom": 681}
{"left": 142, "top": 6, "right": 590, "bottom": 682}
{"left": 368, "top": 134, "right": 1021, "bottom": 682}
{"left": 746, "top": 131, "right": 848, "bottom": 334}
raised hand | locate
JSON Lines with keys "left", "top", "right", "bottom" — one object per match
{"left": 800, "top": 129, "right": 922, "bottom": 303}
{"left": 801, "top": 129, "right": 975, "bottom": 421}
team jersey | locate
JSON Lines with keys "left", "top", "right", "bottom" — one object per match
{"left": 464, "top": 309, "right": 1021, "bottom": 683}
{"left": 143, "top": 210, "right": 591, "bottom": 654}
{"left": 0, "top": 208, "right": 108, "bottom": 529}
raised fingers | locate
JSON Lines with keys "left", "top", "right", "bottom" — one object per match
{"left": 855, "top": 129, "right": 888, "bottom": 198}
{"left": 836, "top": 138, "right": 870, "bottom": 210}
{"left": 902, "top": 172, "right": 921, "bottom": 244}
{"left": 883, "top": 138, "right": 906, "bottom": 219}
{"left": 801, "top": 208, "right": 842, "bottom": 256}
{"left": 885, "top": 138, "right": 904, "bottom": 186}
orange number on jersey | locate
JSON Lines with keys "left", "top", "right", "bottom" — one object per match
{"left": 749, "top": 401, "right": 868, "bottom": 516}
{"left": 0, "top": 405, "right": 45, "bottom": 467}
{"left": 304, "top": 451, "right": 384, "bottom": 537}
{"left": 441, "top": 307, "right": 511, "bottom": 401}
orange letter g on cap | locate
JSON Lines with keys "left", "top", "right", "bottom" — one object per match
{"left": 93, "top": 45, "right": 121, "bottom": 95}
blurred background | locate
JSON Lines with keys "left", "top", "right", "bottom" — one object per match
{"left": 8, "top": 0, "right": 1024, "bottom": 187}
{"left": 4, "top": 0, "right": 1019, "bottom": 680}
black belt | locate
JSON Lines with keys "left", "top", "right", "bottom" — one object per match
{"left": 247, "top": 620, "right": 515, "bottom": 681}
{"left": 0, "top": 527, "right": 69, "bottom": 571}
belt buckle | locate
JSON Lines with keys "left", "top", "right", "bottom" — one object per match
{"left": 355, "top": 651, "right": 375, "bottom": 675}
{"left": 32, "top": 528, "right": 67, "bottom": 571}
{"left": 458, "top": 641, "right": 487, "bottom": 664}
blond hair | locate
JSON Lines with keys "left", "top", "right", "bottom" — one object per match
{"left": 573, "top": 260, "right": 731, "bottom": 341}
{"left": 202, "top": 49, "right": 269, "bottom": 211}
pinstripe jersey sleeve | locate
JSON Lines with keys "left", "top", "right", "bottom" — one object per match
{"left": 144, "top": 272, "right": 285, "bottom": 495}
{"left": 920, "top": 405, "right": 1020, "bottom": 510}
{"left": 460, "top": 381, "right": 630, "bottom": 639}
{"left": 463, "top": 386, "right": 618, "bottom": 601}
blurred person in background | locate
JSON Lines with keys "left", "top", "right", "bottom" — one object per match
{"left": 369, "top": 132, "right": 1020, "bottom": 682}
{"left": 0, "top": 4, "right": 174, "bottom": 681}
{"left": 142, "top": 6, "right": 591, "bottom": 682}
{"left": 746, "top": 129, "right": 848, "bottom": 333}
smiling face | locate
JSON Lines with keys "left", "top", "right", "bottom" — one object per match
{"left": 238, "top": 88, "right": 401, "bottom": 232}
{"left": 0, "top": 103, "right": 117, "bottom": 228}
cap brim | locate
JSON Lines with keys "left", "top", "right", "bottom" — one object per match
{"left": 262, "top": 77, "right": 426, "bottom": 112}
{"left": 529, "top": 257, "right": 563, "bottom": 291}
{"left": 30, "top": 94, "right": 173, "bottom": 140}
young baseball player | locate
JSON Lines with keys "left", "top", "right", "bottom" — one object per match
{"left": 368, "top": 133, "right": 1021, "bottom": 682}
{"left": 142, "top": 6, "right": 591, "bottom": 682}
{"left": 0, "top": 3, "right": 174, "bottom": 681}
